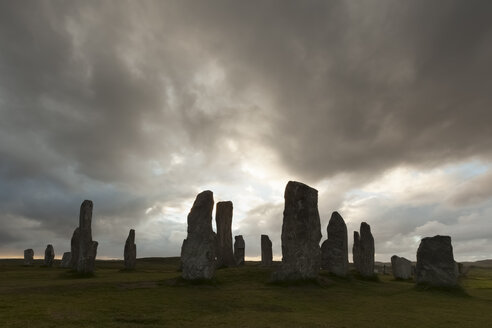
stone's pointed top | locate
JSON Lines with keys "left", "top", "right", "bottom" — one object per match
{"left": 360, "top": 222, "right": 371, "bottom": 235}
{"left": 127, "top": 229, "right": 135, "bottom": 242}
{"left": 285, "top": 181, "right": 318, "bottom": 198}
{"left": 329, "top": 211, "right": 345, "bottom": 226}
{"left": 217, "top": 200, "right": 233, "bottom": 208}
{"left": 81, "top": 200, "right": 93, "bottom": 209}
{"left": 421, "top": 235, "right": 451, "bottom": 242}
{"left": 195, "top": 190, "right": 214, "bottom": 203}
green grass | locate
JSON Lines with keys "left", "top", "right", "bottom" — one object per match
{"left": 1, "top": 258, "right": 491, "bottom": 327}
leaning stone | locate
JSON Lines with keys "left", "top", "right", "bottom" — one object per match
{"left": 416, "top": 235, "right": 458, "bottom": 287}
{"left": 181, "top": 190, "right": 216, "bottom": 280}
{"left": 321, "top": 211, "right": 349, "bottom": 277}
{"left": 353, "top": 231, "right": 360, "bottom": 272}
{"left": 358, "top": 222, "right": 375, "bottom": 277}
{"left": 70, "top": 227, "right": 80, "bottom": 270}
{"left": 124, "top": 229, "right": 137, "bottom": 270}
{"left": 215, "top": 201, "right": 235, "bottom": 268}
{"left": 77, "top": 200, "right": 98, "bottom": 274}
{"left": 261, "top": 234, "right": 272, "bottom": 266}
{"left": 234, "top": 235, "right": 245, "bottom": 266}
{"left": 391, "top": 255, "right": 412, "bottom": 280}
{"left": 272, "top": 181, "right": 322, "bottom": 281}
{"left": 44, "top": 244, "right": 55, "bottom": 267}
{"left": 60, "top": 252, "right": 71, "bottom": 268}
{"left": 24, "top": 249, "right": 34, "bottom": 266}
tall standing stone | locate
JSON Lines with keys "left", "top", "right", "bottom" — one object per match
{"left": 359, "top": 222, "right": 375, "bottom": 277}
{"left": 234, "top": 235, "right": 245, "bottom": 266}
{"left": 391, "top": 255, "right": 412, "bottom": 280}
{"left": 215, "top": 201, "right": 235, "bottom": 268}
{"left": 416, "top": 235, "right": 458, "bottom": 287}
{"left": 181, "top": 190, "right": 216, "bottom": 280}
{"left": 77, "top": 200, "right": 98, "bottom": 274}
{"left": 353, "top": 231, "right": 360, "bottom": 271}
{"left": 261, "top": 234, "right": 273, "bottom": 265}
{"left": 24, "top": 249, "right": 34, "bottom": 266}
{"left": 272, "top": 181, "right": 322, "bottom": 281}
{"left": 44, "top": 244, "right": 55, "bottom": 267}
{"left": 70, "top": 227, "right": 80, "bottom": 270}
{"left": 60, "top": 252, "right": 71, "bottom": 268}
{"left": 321, "top": 211, "right": 349, "bottom": 277}
{"left": 124, "top": 229, "right": 137, "bottom": 270}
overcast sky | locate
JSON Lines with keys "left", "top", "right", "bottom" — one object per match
{"left": 1, "top": 1, "right": 491, "bottom": 262}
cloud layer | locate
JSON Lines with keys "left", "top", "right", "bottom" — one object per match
{"left": 1, "top": 1, "right": 491, "bottom": 261}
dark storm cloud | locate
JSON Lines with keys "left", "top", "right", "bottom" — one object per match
{"left": 1, "top": 1, "right": 491, "bottom": 258}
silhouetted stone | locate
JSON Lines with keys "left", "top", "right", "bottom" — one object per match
{"left": 44, "top": 244, "right": 55, "bottom": 267}
{"left": 416, "top": 235, "right": 458, "bottom": 287}
{"left": 60, "top": 252, "right": 71, "bottom": 268}
{"left": 124, "top": 229, "right": 136, "bottom": 270}
{"left": 181, "top": 190, "right": 216, "bottom": 280}
{"left": 353, "top": 231, "right": 360, "bottom": 272}
{"left": 391, "top": 255, "right": 412, "bottom": 280}
{"left": 234, "top": 235, "right": 245, "bottom": 266}
{"left": 24, "top": 249, "right": 34, "bottom": 266}
{"left": 321, "top": 211, "right": 348, "bottom": 277}
{"left": 261, "top": 234, "right": 272, "bottom": 265}
{"left": 272, "top": 181, "right": 321, "bottom": 281}
{"left": 70, "top": 227, "right": 80, "bottom": 270}
{"left": 215, "top": 201, "right": 235, "bottom": 268}
{"left": 77, "top": 200, "right": 98, "bottom": 274}
{"left": 359, "top": 222, "right": 375, "bottom": 277}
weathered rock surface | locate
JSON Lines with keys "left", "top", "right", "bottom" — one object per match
{"left": 272, "top": 181, "right": 322, "bottom": 281}
{"left": 44, "top": 244, "right": 55, "bottom": 267}
{"left": 124, "top": 229, "right": 137, "bottom": 270}
{"left": 261, "top": 234, "right": 272, "bottom": 266}
{"left": 24, "top": 249, "right": 34, "bottom": 266}
{"left": 234, "top": 235, "right": 245, "bottom": 266}
{"left": 416, "top": 235, "right": 458, "bottom": 287}
{"left": 215, "top": 201, "right": 235, "bottom": 268}
{"left": 391, "top": 255, "right": 412, "bottom": 280}
{"left": 77, "top": 200, "right": 98, "bottom": 274}
{"left": 353, "top": 231, "right": 360, "bottom": 272}
{"left": 70, "top": 227, "right": 80, "bottom": 270}
{"left": 321, "top": 211, "right": 348, "bottom": 277}
{"left": 181, "top": 190, "right": 216, "bottom": 280}
{"left": 60, "top": 252, "right": 71, "bottom": 268}
{"left": 359, "top": 222, "right": 375, "bottom": 277}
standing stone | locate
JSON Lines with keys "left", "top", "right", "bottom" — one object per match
{"left": 353, "top": 231, "right": 360, "bottom": 272}
{"left": 234, "top": 235, "right": 245, "bottom": 266}
{"left": 181, "top": 190, "right": 216, "bottom": 280}
{"left": 215, "top": 201, "right": 235, "bottom": 268}
{"left": 44, "top": 244, "right": 55, "bottom": 267}
{"left": 391, "top": 255, "right": 412, "bottom": 280}
{"left": 359, "top": 222, "right": 375, "bottom": 277}
{"left": 124, "top": 229, "right": 137, "bottom": 270}
{"left": 70, "top": 227, "right": 80, "bottom": 270}
{"left": 321, "top": 211, "right": 349, "bottom": 277}
{"left": 272, "top": 181, "right": 322, "bottom": 281}
{"left": 24, "top": 249, "right": 34, "bottom": 266}
{"left": 77, "top": 200, "right": 98, "bottom": 274}
{"left": 261, "top": 234, "right": 273, "bottom": 265}
{"left": 60, "top": 252, "right": 71, "bottom": 268}
{"left": 416, "top": 235, "right": 458, "bottom": 287}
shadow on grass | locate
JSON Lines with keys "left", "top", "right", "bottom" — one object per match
{"left": 162, "top": 276, "right": 220, "bottom": 288}
{"left": 392, "top": 277, "right": 415, "bottom": 283}
{"left": 414, "top": 283, "right": 469, "bottom": 297}
{"left": 351, "top": 272, "right": 381, "bottom": 282}
{"left": 119, "top": 268, "right": 137, "bottom": 273}
{"left": 267, "top": 275, "right": 333, "bottom": 288}
{"left": 58, "top": 270, "right": 96, "bottom": 279}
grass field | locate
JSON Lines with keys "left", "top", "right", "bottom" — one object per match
{"left": 1, "top": 258, "right": 491, "bottom": 328}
